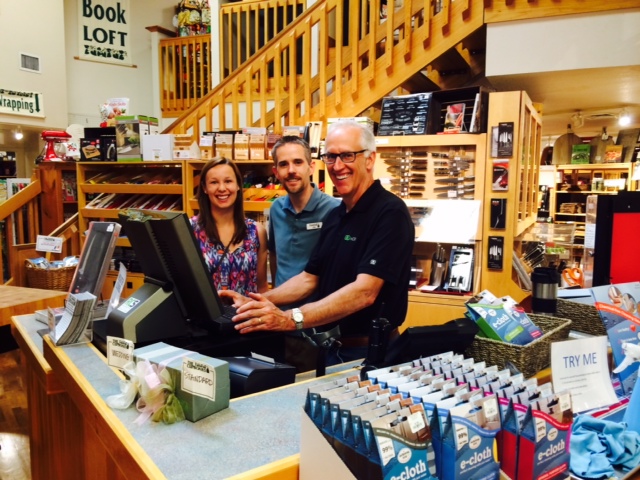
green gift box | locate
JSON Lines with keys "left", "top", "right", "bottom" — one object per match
{"left": 134, "top": 342, "right": 230, "bottom": 422}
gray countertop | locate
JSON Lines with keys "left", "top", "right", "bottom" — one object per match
{"left": 17, "top": 314, "right": 360, "bottom": 479}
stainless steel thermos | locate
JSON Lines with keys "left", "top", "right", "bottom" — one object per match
{"left": 531, "top": 267, "right": 559, "bottom": 314}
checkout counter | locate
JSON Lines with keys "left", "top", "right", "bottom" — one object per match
{"left": 11, "top": 313, "right": 359, "bottom": 480}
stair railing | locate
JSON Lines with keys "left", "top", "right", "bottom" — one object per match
{"left": 165, "top": 0, "right": 483, "bottom": 137}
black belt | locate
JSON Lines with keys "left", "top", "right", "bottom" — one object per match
{"left": 340, "top": 328, "right": 399, "bottom": 348}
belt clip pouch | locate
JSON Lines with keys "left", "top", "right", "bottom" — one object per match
{"left": 498, "top": 397, "right": 524, "bottom": 480}
{"left": 371, "top": 407, "right": 438, "bottom": 480}
{"left": 516, "top": 392, "right": 572, "bottom": 480}
{"left": 305, "top": 376, "right": 351, "bottom": 422}
{"left": 442, "top": 395, "right": 502, "bottom": 480}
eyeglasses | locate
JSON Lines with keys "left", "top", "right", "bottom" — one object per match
{"left": 319, "top": 149, "right": 367, "bottom": 165}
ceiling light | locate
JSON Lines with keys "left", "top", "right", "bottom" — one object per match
{"left": 14, "top": 127, "right": 23, "bottom": 140}
{"left": 571, "top": 111, "right": 584, "bottom": 129}
{"left": 619, "top": 109, "right": 632, "bottom": 127}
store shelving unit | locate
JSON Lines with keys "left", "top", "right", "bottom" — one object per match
{"left": 550, "top": 162, "right": 635, "bottom": 266}
{"left": 480, "top": 90, "right": 543, "bottom": 301}
{"left": 38, "top": 162, "right": 78, "bottom": 234}
{"left": 76, "top": 161, "right": 185, "bottom": 247}
{"left": 373, "top": 133, "right": 487, "bottom": 326}
{"left": 183, "top": 159, "right": 283, "bottom": 221}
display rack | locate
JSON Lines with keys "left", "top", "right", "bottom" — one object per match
{"left": 373, "top": 133, "right": 487, "bottom": 327}
{"left": 76, "top": 161, "right": 185, "bottom": 247}
{"left": 38, "top": 162, "right": 78, "bottom": 234}
{"left": 549, "top": 162, "right": 635, "bottom": 266}
{"left": 480, "top": 90, "right": 543, "bottom": 301}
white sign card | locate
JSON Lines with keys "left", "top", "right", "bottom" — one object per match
{"left": 182, "top": 358, "right": 216, "bottom": 400}
{"left": 107, "top": 336, "right": 135, "bottom": 370}
{"left": 551, "top": 336, "right": 618, "bottom": 413}
{"left": 36, "top": 235, "right": 63, "bottom": 253}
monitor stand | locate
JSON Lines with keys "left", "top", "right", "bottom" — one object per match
{"left": 106, "top": 282, "right": 188, "bottom": 344}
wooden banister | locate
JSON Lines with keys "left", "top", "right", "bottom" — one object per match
{"left": 161, "top": 0, "right": 633, "bottom": 134}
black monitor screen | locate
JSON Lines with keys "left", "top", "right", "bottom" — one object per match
{"left": 118, "top": 210, "right": 225, "bottom": 331}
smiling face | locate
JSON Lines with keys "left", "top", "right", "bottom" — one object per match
{"left": 272, "top": 143, "right": 314, "bottom": 195}
{"left": 204, "top": 164, "right": 240, "bottom": 210}
{"left": 324, "top": 124, "right": 375, "bottom": 209}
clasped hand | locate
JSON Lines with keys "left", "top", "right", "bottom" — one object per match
{"left": 217, "top": 291, "right": 294, "bottom": 333}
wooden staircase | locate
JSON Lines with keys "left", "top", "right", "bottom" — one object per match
{"left": 163, "top": 0, "right": 634, "bottom": 137}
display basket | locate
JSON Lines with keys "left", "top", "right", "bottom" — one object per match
{"left": 555, "top": 298, "right": 605, "bottom": 337}
{"left": 464, "top": 314, "right": 572, "bottom": 378}
{"left": 25, "top": 262, "right": 76, "bottom": 292}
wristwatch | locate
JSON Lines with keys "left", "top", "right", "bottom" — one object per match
{"left": 292, "top": 308, "right": 304, "bottom": 330}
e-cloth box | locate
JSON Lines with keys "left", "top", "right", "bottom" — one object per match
{"left": 134, "top": 342, "right": 230, "bottom": 422}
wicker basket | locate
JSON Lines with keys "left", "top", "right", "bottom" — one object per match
{"left": 464, "top": 314, "right": 572, "bottom": 378}
{"left": 555, "top": 298, "right": 605, "bottom": 337}
{"left": 25, "top": 262, "right": 76, "bottom": 291}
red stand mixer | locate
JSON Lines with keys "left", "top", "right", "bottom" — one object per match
{"left": 40, "top": 130, "right": 72, "bottom": 162}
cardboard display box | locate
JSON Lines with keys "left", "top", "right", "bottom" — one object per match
{"left": 134, "top": 342, "right": 230, "bottom": 422}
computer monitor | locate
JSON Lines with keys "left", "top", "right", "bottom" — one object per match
{"left": 106, "top": 210, "right": 232, "bottom": 343}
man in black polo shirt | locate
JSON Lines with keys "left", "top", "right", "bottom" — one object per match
{"left": 220, "top": 119, "right": 415, "bottom": 365}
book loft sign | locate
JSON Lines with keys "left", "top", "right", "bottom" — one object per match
{"left": 78, "top": 0, "right": 132, "bottom": 66}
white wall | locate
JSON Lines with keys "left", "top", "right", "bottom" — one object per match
{"left": 486, "top": 9, "right": 640, "bottom": 76}
{"left": 64, "top": 0, "right": 176, "bottom": 126}
{"left": 0, "top": 0, "right": 69, "bottom": 130}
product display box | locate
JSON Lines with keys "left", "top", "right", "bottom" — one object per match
{"left": 134, "top": 342, "right": 230, "bottom": 422}
{"left": 115, "top": 115, "right": 144, "bottom": 160}
{"left": 142, "top": 134, "right": 174, "bottom": 161}
{"left": 81, "top": 127, "right": 117, "bottom": 161}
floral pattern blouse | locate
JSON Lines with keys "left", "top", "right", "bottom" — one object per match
{"left": 190, "top": 217, "right": 260, "bottom": 295}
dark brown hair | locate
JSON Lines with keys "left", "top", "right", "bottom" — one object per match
{"left": 271, "top": 136, "right": 312, "bottom": 166}
{"left": 196, "top": 157, "right": 247, "bottom": 245}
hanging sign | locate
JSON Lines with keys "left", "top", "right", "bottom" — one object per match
{"left": 78, "top": 0, "right": 132, "bottom": 66}
{"left": 0, "top": 88, "right": 44, "bottom": 118}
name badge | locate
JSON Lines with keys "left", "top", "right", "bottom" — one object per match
{"left": 306, "top": 222, "right": 322, "bottom": 230}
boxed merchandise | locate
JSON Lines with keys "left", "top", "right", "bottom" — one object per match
{"left": 173, "top": 134, "right": 201, "bottom": 159}
{"left": 234, "top": 133, "right": 250, "bottom": 160}
{"left": 134, "top": 342, "right": 230, "bottom": 422}
{"left": 266, "top": 133, "right": 282, "bottom": 159}
{"left": 142, "top": 134, "right": 174, "bottom": 161}
{"left": 199, "top": 131, "right": 216, "bottom": 160}
{"left": 438, "top": 395, "right": 502, "bottom": 480}
{"left": 215, "top": 132, "right": 235, "bottom": 158}
{"left": 115, "top": 115, "right": 144, "bottom": 160}
{"left": 516, "top": 391, "right": 573, "bottom": 480}
{"left": 80, "top": 138, "right": 102, "bottom": 161}
{"left": 249, "top": 134, "right": 266, "bottom": 160}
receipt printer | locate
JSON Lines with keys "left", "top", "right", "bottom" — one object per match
{"left": 219, "top": 356, "right": 297, "bottom": 398}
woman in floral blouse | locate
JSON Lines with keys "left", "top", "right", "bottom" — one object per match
{"left": 190, "top": 157, "right": 268, "bottom": 295}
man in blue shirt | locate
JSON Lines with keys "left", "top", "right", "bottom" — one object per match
{"left": 268, "top": 136, "right": 340, "bottom": 290}
{"left": 268, "top": 136, "right": 340, "bottom": 370}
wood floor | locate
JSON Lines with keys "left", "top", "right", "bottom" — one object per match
{"left": 0, "top": 349, "right": 31, "bottom": 480}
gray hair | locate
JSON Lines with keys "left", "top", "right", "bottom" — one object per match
{"left": 326, "top": 119, "right": 376, "bottom": 153}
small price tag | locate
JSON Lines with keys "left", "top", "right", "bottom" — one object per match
{"left": 407, "top": 411, "right": 426, "bottom": 434}
{"left": 36, "top": 235, "right": 63, "bottom": 253}
{"left": 106, "top": 336, "right": 134, "bottom": 370}
{"left": 182, "top": 358, "right": 216, "bottom": 400}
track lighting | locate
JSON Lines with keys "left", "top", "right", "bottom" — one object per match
{"left": 618, "top": 109, "right": 632, "bottom": 127}
{"left": 14, "top": 127, "right": 23, "bottom": 140}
